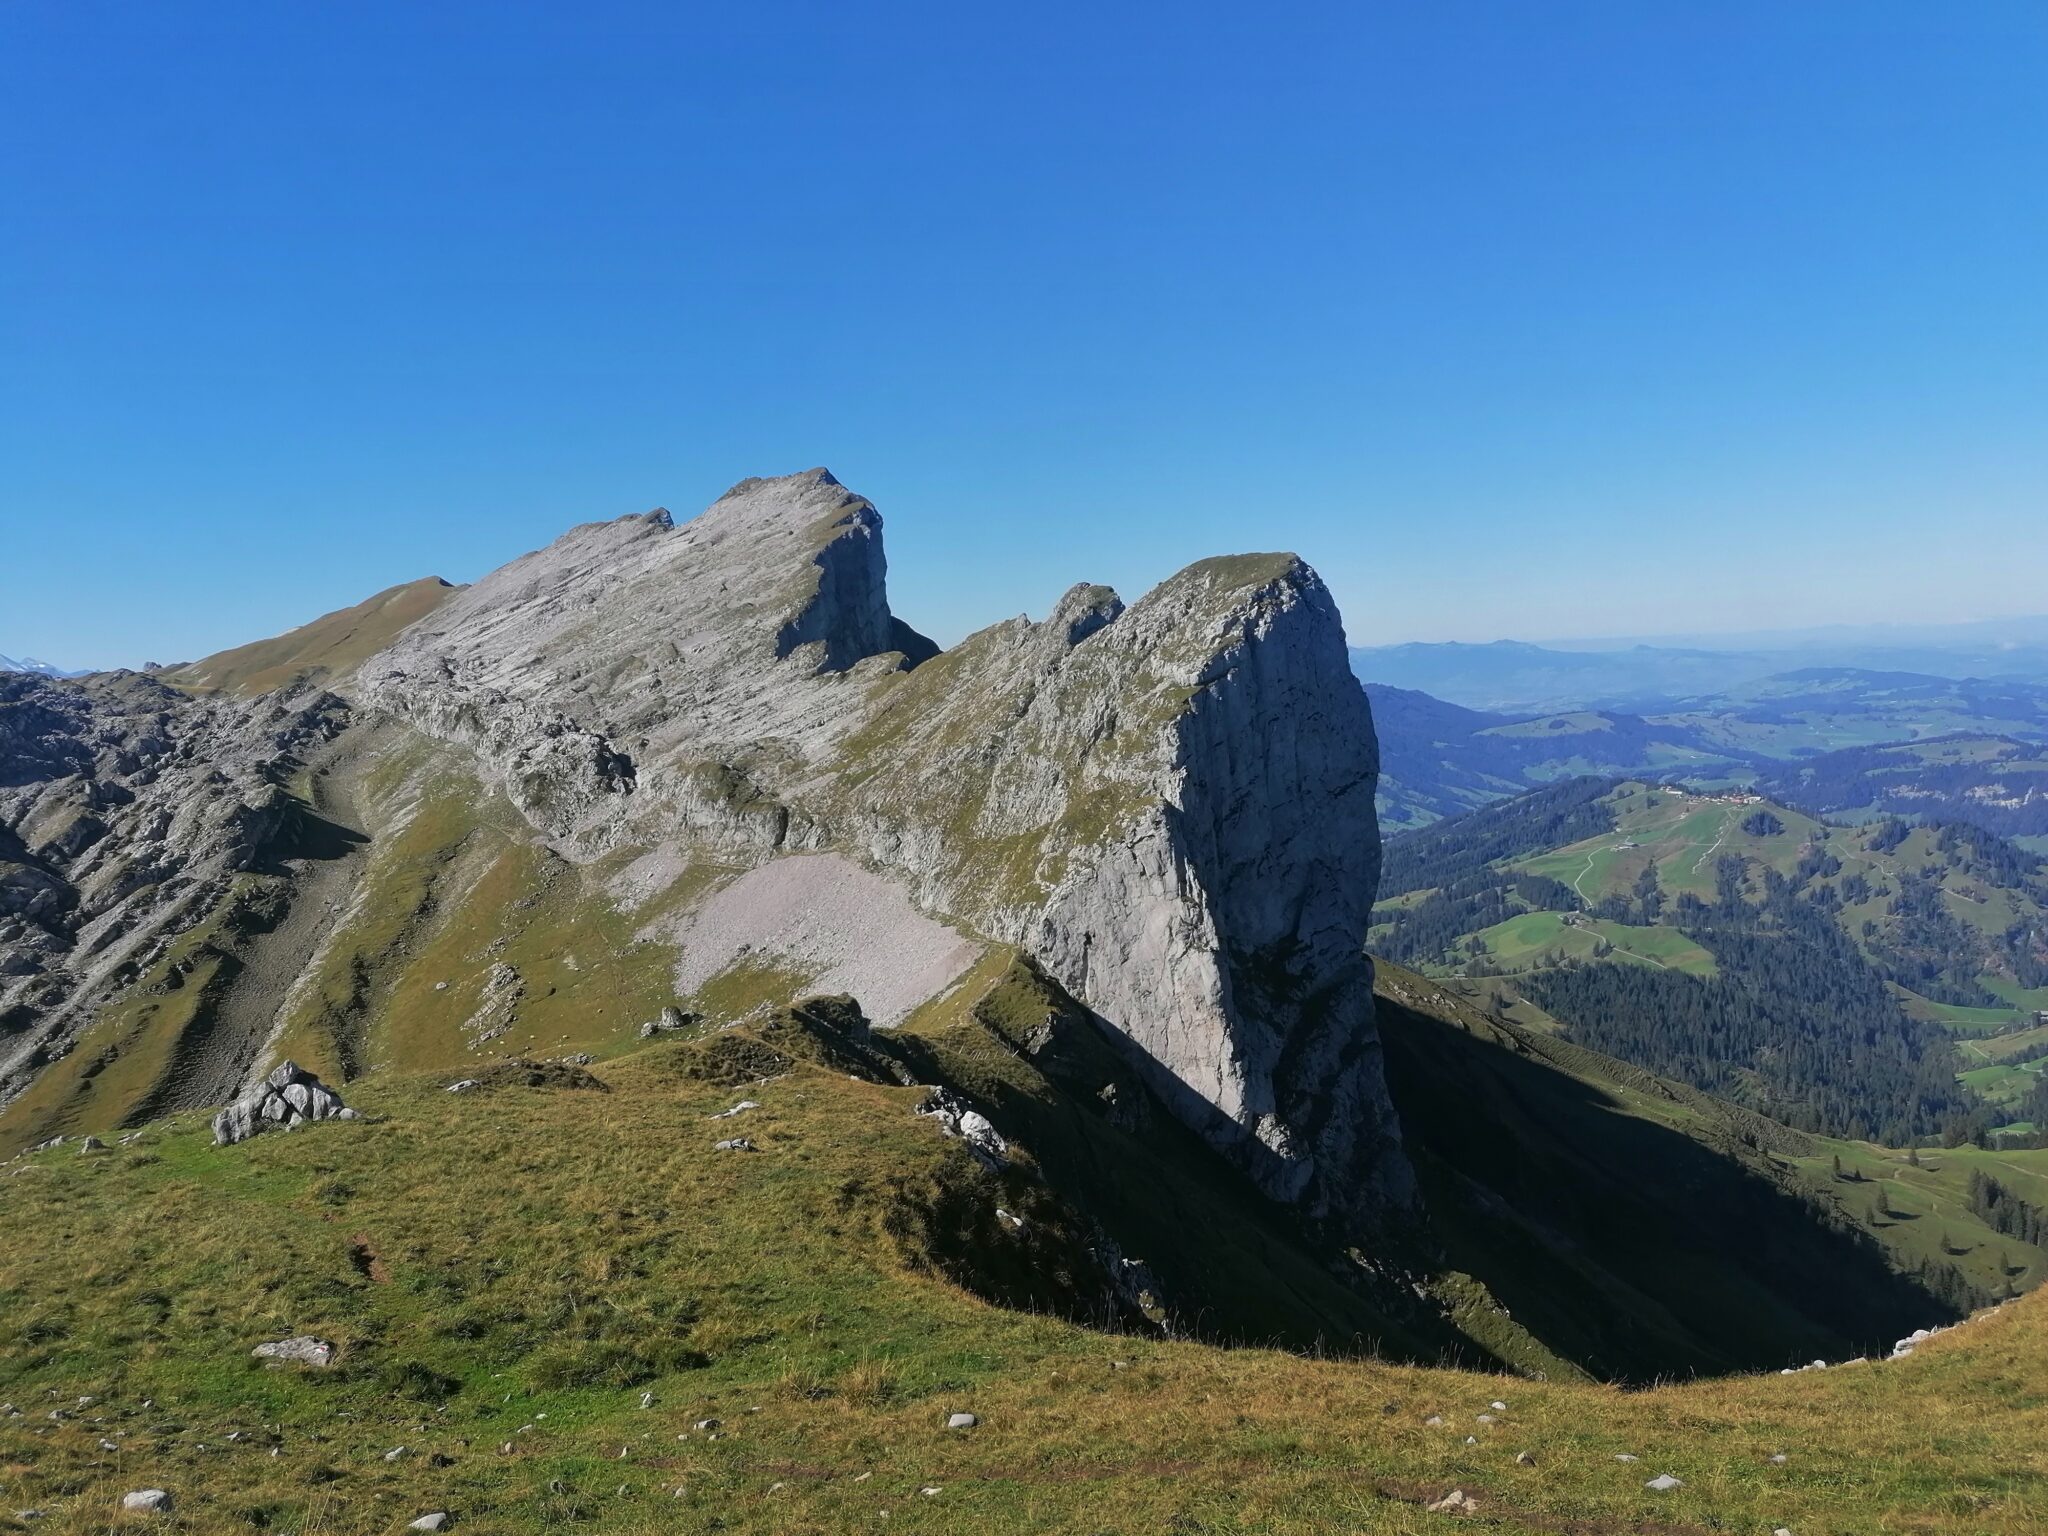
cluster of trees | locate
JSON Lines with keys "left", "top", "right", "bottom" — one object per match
{"left": 1741, "top": 809, "right": 1786, "bottom": 837}
{"left": 1873, "top": 870, "right": 2002, "bottom": 1007}
{"left": 1374, "top": 870, "right": 1580, "bottom": 967}
{"left": 1968, "top": 1170, "right": 2048, "bottom": 1248}
{"left": 1523, "top": 858, "right": 1976, "bottom": 1144}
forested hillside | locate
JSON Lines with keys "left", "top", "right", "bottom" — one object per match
{"left": 1373, "top": 779, "right": 2048, "bottom": 1145}
{"left": 1760, "top": 735, "right": 2048, "bottom": 848}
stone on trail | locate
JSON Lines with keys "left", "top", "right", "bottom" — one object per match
{"left": 1645, "top": 1474, "right": 1683, "bottom": 1491}
{"left": 947, "top": 1412, "right": 978, "bottom": 1429}
{"left": 122, "top": 1489, "right": 173, "bottom": 1513}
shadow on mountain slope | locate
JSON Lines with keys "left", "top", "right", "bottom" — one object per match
{"left": 1375, "top": 962, "right": 1962, "bottom": 1381}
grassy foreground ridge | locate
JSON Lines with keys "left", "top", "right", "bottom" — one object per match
{"left": 4, "top": 1005, "right": 2046, "bottom": 1534}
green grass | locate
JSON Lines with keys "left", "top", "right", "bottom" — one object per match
{"left": 1462, "top": 911, "right": 1717, "bottom": 976}
{"left": 163, "top": 577, "right": 453, "bottom": 696}
{"left": 7, "top": 1009, "right": 2048, "bottom": 1533}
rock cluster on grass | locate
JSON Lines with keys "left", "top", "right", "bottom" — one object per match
{"left": 639, "top": 1004, "right": 699, "bottom": 1039}
{"left": 915, "top": 1088, "right": 1008, "bottom": 1168}
{"left": 212, "top": 1061, "right": 357, "bottom": 1145}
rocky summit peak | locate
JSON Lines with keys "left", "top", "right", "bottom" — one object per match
{"left": 352, "top": 472, "right": 1402, "bottom": 1220}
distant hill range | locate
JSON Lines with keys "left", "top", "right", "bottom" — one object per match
{"left": 1354, "top": 630, "right": 2048, "bottom": 715}
{"left": 1364, "top": 660, "right": 2048, "bottom": 836}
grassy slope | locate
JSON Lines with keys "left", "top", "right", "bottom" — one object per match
{"left": 4, "top": 1014, "right": 2047, "bottom": 1534}
{"left": 261, "top": 740, "right": 689, "bottom": 1084}
{"left": 1467, "top": 910, "right": 1717, "bottom": 976}
{"left": 1372, "top": 964, "right": 2040, "bottom": 1373}
{"left": 163, "top": 578, "right": 455, "bottom": 697}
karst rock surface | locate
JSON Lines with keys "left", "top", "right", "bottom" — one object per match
{"left": 0, "top": 671, "right": 347, "bottom": 1111}
{"left": 358, "top": 469, "right": 1412, "bottom": 1218}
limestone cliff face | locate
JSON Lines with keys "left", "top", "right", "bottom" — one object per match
{"left": 357, "top": 470, "right": 1413, "bottom": 1220}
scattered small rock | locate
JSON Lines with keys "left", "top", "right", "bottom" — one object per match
{"left": 709, "top": 1100, "right": 760, "bottom": 1120}
{"left": 77, "top": 1136, "right": 105, "bottom": 1153}
{"left": 407, "top": 1515, "right": 451, "bottom": 1532}
{"left": 947, "top": 1412, "right": 978, "bottom": 1429}
{"left": 445, "top": 1080, "right": 481, "bottom": 1094}
{"left": 121, "top": 1489, "right": 174, "bottom": 1513}
{"left": 1424, "top": 1414, "right": 1444, "bottom": 1426}
{"left": 1645, "top": 1474, "right": 1683, "bottom": 1491}
{"left": 713, "top": 1137, "right": 755, "bottom": 1152}
{"left": 1426, "top": 1488, "right": 1479, "bottom": 1514}
{"left": 1489, "top": 1400, "right": 1507, "bottom": 1411}
{"left": 638, "top": 1391, "right": 655, "bottom": 1409}
{"left": 384, "top": 1446, "right": 409, "bottom": 1462}
{"left": 1515, "top": 1451, "right": 1535, "bottom": 1466}
{"left": 1769, "top": 1453, "right": 1788, "bottom": 1465}
{"left": 1614, "top": 1453, "right": 1638, "bottom": 1462}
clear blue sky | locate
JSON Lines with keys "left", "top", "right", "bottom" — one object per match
{"left": 4, "top": 1, "right": 2044, "bottom": 669}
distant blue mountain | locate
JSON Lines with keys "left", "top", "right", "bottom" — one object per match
{"left": 0, "top": 653, "right": 85, "bottom": 678}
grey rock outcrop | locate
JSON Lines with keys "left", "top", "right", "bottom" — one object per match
{"left": 212, "top": 1061, "right": 355, "bottom": 1145}
{"left": 916, "top": 1088, "right": 1009, "bottom": 1169}
{"left": 0, "top": 670, "right": 347, "bottom": 1115}
{"left": 252, "top": 1335, "right": 335, "bottom": 1367}
{"left": 353, "top": 469, "right": 1410, "bottom": 1221}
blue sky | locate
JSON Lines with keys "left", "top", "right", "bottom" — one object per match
{"left": 3, "top": 1, "right": 2044, "bottom": 669}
